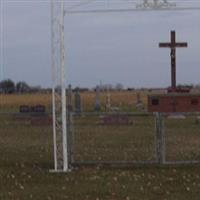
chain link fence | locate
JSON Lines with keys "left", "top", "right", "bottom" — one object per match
{"left": 164, "top": 114, "right": 200, "bottom": 164}
{"left": 69, "top": 112, "right": 200, "bottom": 167}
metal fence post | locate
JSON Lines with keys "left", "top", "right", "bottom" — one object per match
{"left": 155, "top": 113, "right": 165, "bottom": 164}
{"left": 67, "top": 111, "right": 74, "bottom": 168}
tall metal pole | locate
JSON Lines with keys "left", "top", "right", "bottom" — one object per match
{"left": 51, "top": 0, "right": 57, "bottom": 171}
{"left": 0, "top": 0, "right": 4, "bottom": 81}
{"left": 60, "top": 0, "right": 68, "bottom": 171}
{"left": 51, "top": 0, "right": 69, "bottom": 172}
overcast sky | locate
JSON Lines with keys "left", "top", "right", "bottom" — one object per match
{"left": 1, "top": 0, "right": 200, "bottom": 88}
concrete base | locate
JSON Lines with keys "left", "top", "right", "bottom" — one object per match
{"left": 49, "top": 169, "right": 72, "bottom": 173}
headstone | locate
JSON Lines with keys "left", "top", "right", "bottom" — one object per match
{"left": 110, "top": 106, "right": 120, "bottom": 112}
{"left": 94, "top": 86, "right": 101, "bottom": 111}
{"left": 105, "top": 88, "right": 111, "bottom": 112}
{"left": 19, "top": 105, "right": 46, "bottom": 113}
{"left": 67, "top": 84, "right": 73, "bottom": 112}
{"left": 74, "top": 88, "right": 81, "bottom": 113}
{"left": 33, "top": 105, "right": 46, "bottom": 113}
{"left": 135, "top": 92, "right": 144, "bottom": 111}
{"left": 136, "top": 92, "right": 142, "bottom": 104}
{"left": 19, "top": 105, "right": 30, "bottom": 113}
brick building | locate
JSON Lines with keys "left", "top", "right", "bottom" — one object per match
{"left": 148, "top": 93, "right": 200, "bottom": 113}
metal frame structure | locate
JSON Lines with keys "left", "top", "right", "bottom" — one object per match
{"left": 51, "top": 0, "right": 200, "bottom": 172}
{"left": 136, "top": 0, "right": 176, "bottom": 9}
{"left": 65, "top": 0, "right": 200, "bottom": 13}
{"left": 51, "top": 0, "right": 68, "bottom": 172}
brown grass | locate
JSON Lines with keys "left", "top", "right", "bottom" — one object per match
{"left": 0, "top": 91, "right": 147, "bottom": 112}
{"left": 0, "top": 115, "right": 200, "bottom": 200}
{"left": 81, "top": 91, "right": 147, "bottom": 111}
{"left": 0, "top": 94, "right": 51, "bottom": 112}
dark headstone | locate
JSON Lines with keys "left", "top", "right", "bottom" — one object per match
{"left": 67, "top": 84, "right": 73, "bottom": 112}
{"left": 136, "top": 92, "right": 142, "bottom": 104}
{"left": 19, "top": 105, "right": 46, "bottom": 114}
{"left": 19, "top": 105, "right": 30, "bottom": 113}
{"left": 135, "top": 92, "right": 144, "bottom": 111}
{"left": 105, "top": 89, "right": 111, "bottom": 112}
{"left": 74, "top": 88, "right": 81, "bottom": 113}
{"left": 94, "top": 86, "right": 101, "bottom": 111}
{"left": 33, "top": 105, "right": 46, "bottom": 113}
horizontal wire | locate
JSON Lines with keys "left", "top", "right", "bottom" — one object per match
{"left": 66, "top": 0, "right": 98, "bottom": 10}
{"left": 65, "top": 0, "right": 200, "bottom": 13}
{"left": 66, "top": 6, "right": 200, "bottom": 14}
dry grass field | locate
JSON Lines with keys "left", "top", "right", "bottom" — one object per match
{"left": 1, "top": 92, "right": 200, "bottom": 200}
{"left": 0, "top": 91, "right": 147, "bottom": 112}
{"left": 0, "top": 94, "right": 51, "bottom": 112}
{"left": 80, "top": 91, "right": 147, "bottom": 111}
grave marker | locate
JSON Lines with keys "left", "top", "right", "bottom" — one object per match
{"left": 67, "top": 84, "right": 73, "bottom": 112}
{"left": 19, "top": 105, "right": 30, "bottom": 113}
{"left": 94, "top": 85, "right": 101, "bottom": 111}
{"left": 159, "top": 30, "right": 188, "bottom": 92}
{"left": 135, "top": 92, "right": 144, "bottom": 111}
{"left": 105, "top": 88, "right": 111, "bottom": 112}
{"left": 74, "top": 88, "right": 81, "bottom": 113}
{"left": 19, "top": 105, "right": 46, "bottom": 113}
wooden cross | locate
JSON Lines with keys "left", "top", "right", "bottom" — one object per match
{"left": 159, "top": 31, "right": 188, "bottom": 92}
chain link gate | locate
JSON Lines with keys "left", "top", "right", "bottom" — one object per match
{"left": 68, "top": 112, "right": 158, "bottom": 167}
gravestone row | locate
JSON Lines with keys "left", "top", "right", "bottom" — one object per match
{"left": 19, "top": 105, "right": 46, "bottom": 113}
{"left": 72, "top": 86, "right": 144, "bottom": 113}
{"left": 18, "top": 86, "right": 144, "bottom": 115}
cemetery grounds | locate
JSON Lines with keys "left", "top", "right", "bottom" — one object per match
{"left": 0, "top": 92, "right": 200, "bottom": 200}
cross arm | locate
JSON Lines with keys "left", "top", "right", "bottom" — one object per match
{"left": 175, "top": 43, "right": 188, "bottom": 47}
{"left": 159, "top": 43, "right": 171, "bottom": 48}
{"left": 159, "top": 42, "right": 188, "bottom": 48}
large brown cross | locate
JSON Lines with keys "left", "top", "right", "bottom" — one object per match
{"left": 159, "top": 30, "right": 188, "bottom": 92}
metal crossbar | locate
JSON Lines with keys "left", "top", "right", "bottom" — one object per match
{"left": 66, "top": 6, "right": 200, "bottom": 14}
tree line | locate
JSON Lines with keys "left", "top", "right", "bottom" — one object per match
{"left": 1, "top": 79, "right": 199, "bottom": 94}
{"left": 0, "top": 79, "right": 43, "bottom": 94}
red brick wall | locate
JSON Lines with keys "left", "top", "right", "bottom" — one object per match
{"left": 148, "top": 95, "right": 200, "bottom": 113}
